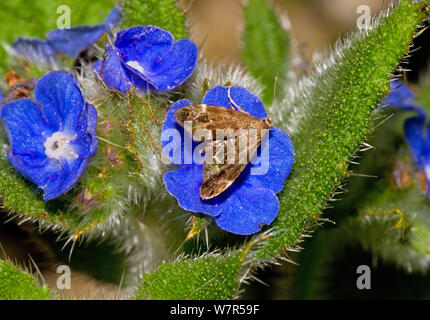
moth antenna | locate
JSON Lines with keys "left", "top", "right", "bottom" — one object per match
{"left": 227, "top": 86, "right": 247, "bottom": 113}
{"left": 269, "top": 76, "right": 278, "bottom": 115}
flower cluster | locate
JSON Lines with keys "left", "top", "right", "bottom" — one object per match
{"left": 161, "top": 86, "right": 294, "bottom": 235}
{"left": 12, "top": 6, "right": 121, "bottom": 64}
{"left": 2, "top": 18, "right": 295, "bottom": 235}
{"left": 1, "top": 71, "right": 97, "bottom": 201}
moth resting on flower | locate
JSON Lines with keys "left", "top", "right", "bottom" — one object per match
{"left": 174, "top": 100, "right": 273, "bottom": 199}
{"left": 162, "top": 86, "right": 294, "bottom": 235}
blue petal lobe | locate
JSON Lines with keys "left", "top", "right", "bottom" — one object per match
{"left": 93, "top": 60, "right": 103, "bottom": 74}
{"left": 46, "top": 25, "right": 106, "bottom": 59}
{"left": 202, "top": 86, "right": 268, "bottom": 119}
{"left": 42, "top": 157, "right": 89, "bottom": 201}
{"left": 241, "top": 127, "right": 294, "bottom": 193}
{"left": 383, "top": 80, "right": 416, "bottom": 104}
{"left": 72, "top": 102, "right": 98, "bottom": 157}
{"left": 98, "top": 46, "right": 156, "bottom": 93}
{"left": 33, "top": 71, "right": 85, "bottom": 134}
{"left": 163, "top": 164, "right": 222, "bottom": 216}
{"left": 12, "top": 38, "right": 57, "bottom": 65}
{"left": 115, "top": 26, "right": 174, "bottom": 74}
{"left": 7, "top": 153, "right": 56, "bottom": 191}
{"left": 1, "top": 98, "right": 53, "bottom": 157}
{"left": 382, "top": 80, "right": 426, "bottom": 120}
{"left": 104, "top": 5, "right": 122, "bottom": 30}
{"left": 147, "top": 39, "right": 198, "bottom": 90}
{"left": 214, "top": 183, "right": 279, "bottom": 235}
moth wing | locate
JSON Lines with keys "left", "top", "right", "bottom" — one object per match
{"left": 174, "top": 104, "right": 261, "bottom": 141}
{"left": 200, "top": 130, "right": 261, "bottom": 199}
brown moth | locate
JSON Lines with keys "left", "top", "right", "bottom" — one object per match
{"left": 174, "top": 104, "right": 272, "bottom": 200}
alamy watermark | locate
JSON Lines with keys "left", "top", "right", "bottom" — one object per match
{"left": 57, "top": 5, "right": 71, "bottom": 29}
{"left": 56, "top": 264, "right": 71, "bottom": 290}
{"left": 356, "top": 265, "right": 371, "bottom": 290}
{"left": 356, "top": 5, "right": 371, "bottom": 31}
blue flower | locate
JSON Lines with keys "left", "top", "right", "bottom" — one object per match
{"left": 382, "top": 80, "right": 430, "bottom": 196}
{"left": 0, "top": 71, "right": 97, "bottom": 201}
{"left": 381, "top": 80, "right": 426, "bottom": 118}
{"left": 94, "top": 26, "right": 198, "bottom": 93}
{"left": 12, "top": 6, "right": 122, "bottom": 64}
{"left": 161, "top": 86, "right": 294, "bottom": 235}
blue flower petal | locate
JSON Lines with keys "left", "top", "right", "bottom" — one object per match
{"left": 383, "top": 80, "right": 415, "bottom": 104}
{"left": 93, "top": 59, "right": 103, "bottom": 75}
{"left": 97, "top": 45, "right": 156, "bottom": 93}
{"left": 42, "top": 156, "right": 90, "bottom": 201}
{"left": 0, "top": 88, "right": 4, "bottom": 104}
{"left": 12, "top": 38, "right": 58, "bottom": 65}
{"left": 33, "top": 71, "right": 85, "bottom": 134}
{"left": 202, "top": 86, "right": 268, "bottom": 119}
{"left": 147, "top": 39, "right": 198, "bottom": 90}
{"left": 241, "top": 127, "right": 294, "bottom": 194}
{"left": 72, "top": 102, "right": 98, "bottom": 157}
{"left": 7, "top": 153, "right": 57, "bottom": 193}
{"left": 115, "top": 26, "right": 174, "bottom": 73}
{"left": 164, "top": 164, "right": 280, "bottom": 234}
{"left": 161, "top": 99, "right": 197, "bottom": 165}
{"left": 404, "top": 116, "right": 425, "bottom": 169}
{"left": 104, "top": 5, "right": 122, "bottom": 30}
{"left": 1, "top": 98, "right": 53, "bottom": 157}
{"left": 96, "top": 46, "right": 130, "bottom": 93}
{"left": 46, "top": 25, "right": 106, "bottom": 59}
{"left": 214, "top": 183, "right": 279, "bottom": 235}
{"left": 164, "top": 164, "right": 222, "bottom": 216}
{"left": 382, "top": 80, "right": 426, "bottom": 120}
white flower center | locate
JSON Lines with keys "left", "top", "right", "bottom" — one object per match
{"left": 126, "top": 60, "right": 145, "bottom": 74}
{"left": 44, "top": 132, "right": 78, "bottom": 160}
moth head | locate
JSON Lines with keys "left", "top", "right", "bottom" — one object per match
{"left": 174, "top": 107, "right": 190, "bottom": 126}
{"left": 262, "top": 117, "right": 273, "bottom": 129}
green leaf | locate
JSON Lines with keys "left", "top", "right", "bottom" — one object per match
{"left": 257, "top": 0, "right": 430, "bottom": 259}
{"left": 242, "top": 0, "right": 290, "bottom": 105}
{"left": 121, "top": 0, "right": 188, "bottom": 40}
{"left": 134, "top": 253, "right": 242, "bottom": 300}
{"left": 0, "top": 260, "right": 51, "bottom": 300}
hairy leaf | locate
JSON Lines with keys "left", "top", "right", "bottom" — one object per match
{"left": 257, "top": 0, "right": 430, "bottom": 259}
{"left": 0, "top": 260, "right": 51, "bottom": 300}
